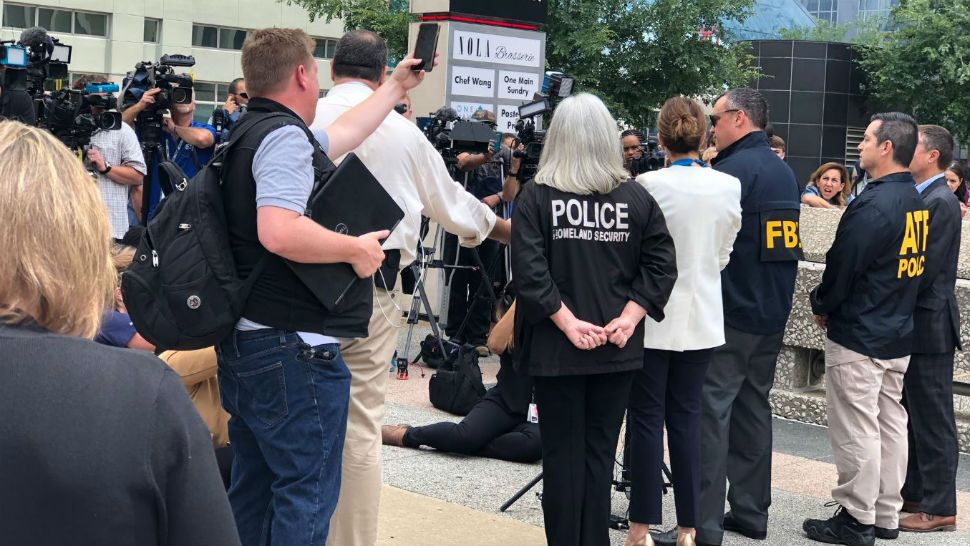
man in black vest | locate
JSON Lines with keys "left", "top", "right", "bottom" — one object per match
{"left": 899, "top": 124, "right": 961, "bottom": 533}
{"left": 215, "top": 28, "right": 428, "bottom": 546}
{"left": 805, "top": 113, "right": 927, "bottom": 546}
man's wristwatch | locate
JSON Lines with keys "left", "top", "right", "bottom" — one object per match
{"left": 98, "top": 161, "right": 112, "bottom": 175}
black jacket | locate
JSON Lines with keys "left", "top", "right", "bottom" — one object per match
{"left": 511, "top": 180, "right": 677, "bottom": 376}
{"left": 0, "top": 324, "right": 240, "bottom": 546}
{"left": 712, "top": 131, "right": 802, "bottom": 335}
{"left": 810, "top": 172, "right": 928, "bottom": 359}
{"left": 913, "top": 177, "right": 962, "bottom": 354}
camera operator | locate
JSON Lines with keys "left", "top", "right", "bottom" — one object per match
{"left": 0, "top": 79, "right": 37, "bottom": 124}
{"left": 72, "top": 74, "right": 147, "bottom": 241}
{"left": 447, "top": 109, "right": 507, "bottom": 354}
{"left": 211, "top": 77, "right": 248, "bottom": 143}
{"left": 623, "top": 129, "right": 645, "bottom": 166}
{"left": 217, "top": 28, "right": 430, "bottom": 546}
{"left": 310, "top": 30, "right": 510, "bottom": 546}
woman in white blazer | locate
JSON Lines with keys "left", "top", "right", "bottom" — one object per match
{"left": 624, "top": 97, "right": 743, "bottom": 546}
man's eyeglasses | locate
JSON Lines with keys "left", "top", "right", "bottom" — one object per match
{"left": 235, "top": 92, "right": 249, "bottom": 100}
{"left": 709, "top": 109, "right": 741, "bottom": 126}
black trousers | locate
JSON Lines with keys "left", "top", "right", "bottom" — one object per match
{"left": 403, "top": 398, "right": 541, "bottom": 463}
{"left": 534, "top": 371, "right": 636, "bottom": 546}
{"left": 900, "top": 351, "right": 959, "bottom": 516}
{"left": 628, "top": 348, "right": 712, "bottom": 527}
{"left": 696, "top": 326, "right": 784, "bottom": 545}
{"left": 444, "top": 235, "right": 501, "bottom": 345}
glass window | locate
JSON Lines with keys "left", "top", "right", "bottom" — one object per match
{"left": 194, "top": 82, "right": 217, "bottom": 103}
{"left": 144, "top": 18, "right": 160, "bottom": 43}
{"left": 37, "top": 8, "right": 72, "bottom": 33}
{"left": 314, "top": 39, "right": 329, "bottom": 59}
{"left": 326, "top": 39, "right": 337, "bottom": 59}
{"left": 2, "top": 4, "right": 36, "bottom": 29}
{"left": 192, "top": 25, "right": 218, "bottom": 48}
{"left": 195, "top": 104, "right": 216, "bottom": 125}
{"left": 74, "top": 12, "right": 107, "bottom": 37}
{"left": 218, "top": 28, "right": 247, "bottom": 50}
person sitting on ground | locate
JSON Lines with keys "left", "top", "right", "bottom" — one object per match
{"left": 381, "top": 301, "right": 541, "bottom": 463}
{"left": 944, "top": 161, "right": 970, "bottom": 216}
{"left": 0, "top": 120, "right": 239, "bottom": 546}
{"left": 801, "top": 162, "right": 850, "bottom": 209}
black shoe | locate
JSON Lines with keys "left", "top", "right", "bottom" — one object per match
{"left": 875, "top": 527, "right": 899, "bottom": 540}
{"left": 723, "top": 512, "right": 768, "bottom": 540}
{"left": 651, "top": 529, "right": 719, "bottom": 546}
{"left": 803, "top": 504, "right": 875, "bottom": 546}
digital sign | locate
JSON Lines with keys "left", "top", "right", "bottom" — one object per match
{"left": 448, "top": 0, "right": 548, "bottom": 26}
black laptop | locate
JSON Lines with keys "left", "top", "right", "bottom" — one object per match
{"left": 286, "top": 153, "right": 405, "bottom": 309}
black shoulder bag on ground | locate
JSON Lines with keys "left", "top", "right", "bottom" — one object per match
{"left": 428, "top": 343, "right": 487, "bottom": 416}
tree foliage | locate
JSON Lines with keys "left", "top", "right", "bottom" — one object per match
{"left": 288, "top": 0, "right": 760, "bottom": 128}
{"left": 286, "top": 0, "right": 412, "bottom": 62}
{"left": 854, "top": 0, "right": 970, "bottom": 141}
{"left": 778, "top": 18, "right": 885, "bottom": 44}
{"left": 545, "top": 0, "right": 759, "bottom": 127}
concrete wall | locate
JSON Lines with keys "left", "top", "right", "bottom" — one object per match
{"left": 773, "top": 206, "right": 970, "bottom": 452}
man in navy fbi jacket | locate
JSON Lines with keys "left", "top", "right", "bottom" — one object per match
{"left": 688, "top": 88, "right": 802, "bottom": 546}
{"left": 805, "top": 113, "right": 927, "bottom": 546}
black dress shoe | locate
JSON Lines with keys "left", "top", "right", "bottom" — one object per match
{"left": 723, "top": 511, "right": 768, "bottom": 540}
{"left": 803, "top": 505, "right": 875, "bottom": 546}
{"left": 651, "top": 529, "right": 719, "bottom": 546}
{"left": 875, "top": 527, "right": 899, "bottom": 540}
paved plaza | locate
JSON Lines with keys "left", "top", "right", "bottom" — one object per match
{"left": 375, "top": 327, "right": 970, "bottom": 546}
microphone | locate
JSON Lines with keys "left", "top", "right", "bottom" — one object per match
{"left": 18, "top": 27, "right": 53, "bottom": 54}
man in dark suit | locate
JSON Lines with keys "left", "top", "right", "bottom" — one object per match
{"left": 899, "top": 124, "right": 961, "bottom": 533}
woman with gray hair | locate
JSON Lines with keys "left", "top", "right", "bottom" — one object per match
{"left": 512, "top": 93, "right": 678, "bottom": 546}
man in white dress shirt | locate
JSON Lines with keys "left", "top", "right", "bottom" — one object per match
{"left": 310, "top": 30, "right": 511, "bottom": 546}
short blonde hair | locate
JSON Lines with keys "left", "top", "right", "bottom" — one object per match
{"left": 0, "top": 121, "right": 115, "bottom": 338}
{"left": 535, "top": 93, "right": 628, "bottom": 195}
{"left": 242, "top": 28, "right": 316, "bottom": 97}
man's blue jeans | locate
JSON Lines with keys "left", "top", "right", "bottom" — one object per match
{"left": 217, "top": 329, "right": 351, "bottom": 546}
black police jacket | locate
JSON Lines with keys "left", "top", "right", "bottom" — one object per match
{"left": 912, "top": 177, "right": 962, "bottom": 354}
{"left": 810, "top": 172, "right": 928, "bottom": 359}
{"left": 511, "top": 180, "right": 677, "bottom": 377}
{"left": 712, "top": 131, "right": 802, "bottom": 335}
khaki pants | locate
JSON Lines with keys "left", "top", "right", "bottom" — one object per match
{"left": 327, "top": 289, "right": 401, "bottom": 546}
{"left": 824, "top": 339, "right": 910, "bottom": 528}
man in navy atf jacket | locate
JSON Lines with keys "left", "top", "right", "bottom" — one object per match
{"left": 805, "top": 113, "right": 927, "bottom": 546}
{"left": 692, "top": 88, "right": 802, "bottom": 546}
{"left": 898, "top": 124, "right": 961, "bottom": 534}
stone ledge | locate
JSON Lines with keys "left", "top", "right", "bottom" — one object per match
{"left": 770, "top": 389, "right": 970, "bottom": 453}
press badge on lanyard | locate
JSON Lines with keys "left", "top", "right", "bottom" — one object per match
{"left": 760, "top": 209, "right": 804, "bottom": 262}
{"left": 528, "top": 394, "right": 539, "bottom": 424}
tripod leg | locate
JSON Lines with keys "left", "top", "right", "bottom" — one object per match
{"left": 499, "top": 472, "right": 544, "bottom": 512}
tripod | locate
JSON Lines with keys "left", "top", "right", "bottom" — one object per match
{"left": 498, "top": 413, "right": 675, "bottom": 529}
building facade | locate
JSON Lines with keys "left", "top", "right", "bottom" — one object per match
{"left": 749, "top": 39, "right": 870, "bottom": 185}
{"left": 723, "top": 0, "right": 817, "bottom": 40}
{"left": 0, "top": 1, "right": 345, "bottom": 122}
{"left": 799, "top": 0, "right": 898, "bottom": 25}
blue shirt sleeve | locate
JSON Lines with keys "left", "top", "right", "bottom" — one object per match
{"left": 802, "top": 185, "right": 821, "bottom": 198}
{"left": 94, "top": 311, "right": 137, "bottom": 348}
{"left": 252, "top": 125, "right": 316, "bottom": 214}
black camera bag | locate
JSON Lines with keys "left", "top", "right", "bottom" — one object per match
{"left": 417, "top": 334, "right": 459, "bottom": 369}
{"left": 429, "top": 344, "right": 486, "bottom": 416}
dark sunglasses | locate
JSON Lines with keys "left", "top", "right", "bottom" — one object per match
{"left": 235, "top": 92, "right": 249, "bottom": 99}
{"left": 709, "top": 109, "right": 741, "bottom": 126}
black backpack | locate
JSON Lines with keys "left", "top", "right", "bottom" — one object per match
{"left": 121, "top": 113, "right": 294, "bottom": 350}
{"left": 428, "top": 344, "right": 487, "bottom": 416}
